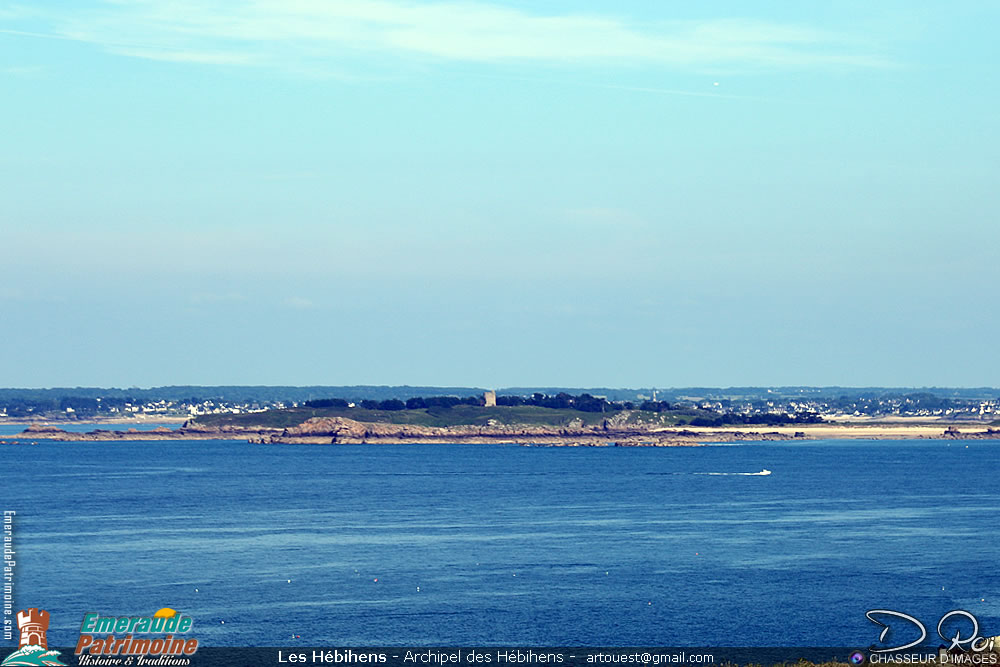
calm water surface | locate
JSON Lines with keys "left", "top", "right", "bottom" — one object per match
{"left": 3, "top": 439, "right": 998, "bottom": 646}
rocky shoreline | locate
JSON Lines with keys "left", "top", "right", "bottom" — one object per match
{"left": 5, "top": 417, "right": 1000, "bottom": 447}
{"left": 3, "top": 419, "right": 710, "bottom": 446}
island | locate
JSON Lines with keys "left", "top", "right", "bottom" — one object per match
{"left": 5, "top": 393, "right": 1000, "bottom": 446}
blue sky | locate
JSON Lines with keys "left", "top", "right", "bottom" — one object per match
{"left": 1, "top": 1, "right": 997, "bottom": 388}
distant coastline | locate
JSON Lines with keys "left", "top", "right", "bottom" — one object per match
{"left": 0, "top": 415, "right": 187, "bottom": 426}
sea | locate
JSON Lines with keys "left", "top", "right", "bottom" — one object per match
{"left": 2, "top": 427, "right": 999, "bottom": 649}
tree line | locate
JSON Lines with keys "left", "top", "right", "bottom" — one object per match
{"left": 305, "top": 392, "right": 669, "bottom": 414}
{"left": 301, "top": 392, "right": 824, "bottom": 424}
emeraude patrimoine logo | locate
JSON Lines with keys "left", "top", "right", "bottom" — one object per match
{"left": 75, "top": 607, "right": 199, "bottom": 659}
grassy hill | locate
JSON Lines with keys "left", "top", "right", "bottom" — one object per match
{"left": 191, "top": 405, "right": 710, "bottom": 429}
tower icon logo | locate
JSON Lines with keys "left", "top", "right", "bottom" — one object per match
{"left": 1, "top": 609, "right": 64, "bottom": 667}
{"left": 17, "top": 609, "right": 49, "bottom": 650}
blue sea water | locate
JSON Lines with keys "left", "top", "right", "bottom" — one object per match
{"left": 2, "top": 438, "right": 999, "bottom": 647}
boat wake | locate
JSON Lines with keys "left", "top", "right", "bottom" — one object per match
{"left": 649, "top": 469, "right": 772, "bottom": 476}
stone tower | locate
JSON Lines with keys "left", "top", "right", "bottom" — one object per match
{"left": 17, "top": 608, "right": 50, "bottom": 649}
{"left": 484, "top": 391, "right": 496, "bottom": 407}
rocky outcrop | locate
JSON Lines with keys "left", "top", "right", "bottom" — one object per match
{"left": 21, "top": 423, "right": 66, "bottom": 434}
{"left": 5, "top": 415, "right": 807, "bottom": 446}
{"left": 242, "top": 417, "right": 792, "bottom": 446}
{"left": 943, "top": 426, "right": 1000, "bottom": 439}
{"left": 7, "top": 423, "right": 283, "bottom": 442}
{"left": 20, "top": 418, "right": 996, "bottom": 446}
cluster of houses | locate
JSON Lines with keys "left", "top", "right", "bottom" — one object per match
{"left": 2, "top": 392, "right": 998, "bottom": 422}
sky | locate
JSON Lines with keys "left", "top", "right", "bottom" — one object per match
{"left": 1, "top": 1, "right": 998, "bottom": 389}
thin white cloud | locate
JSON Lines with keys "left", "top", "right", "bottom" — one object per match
{"left": 2, "top": 64, "right": 45, "bottom": 76}
{"left": 7, "top": 1, "right": 892, "bottom": 72}
{"left": 0, "top": 26, "right": 251, "bottom": 65}
{"left": 110, "top": 46, "right": 254, "bottom": 65}
{"left": 284, "top": 296, "right": 315, "bottom": 309}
